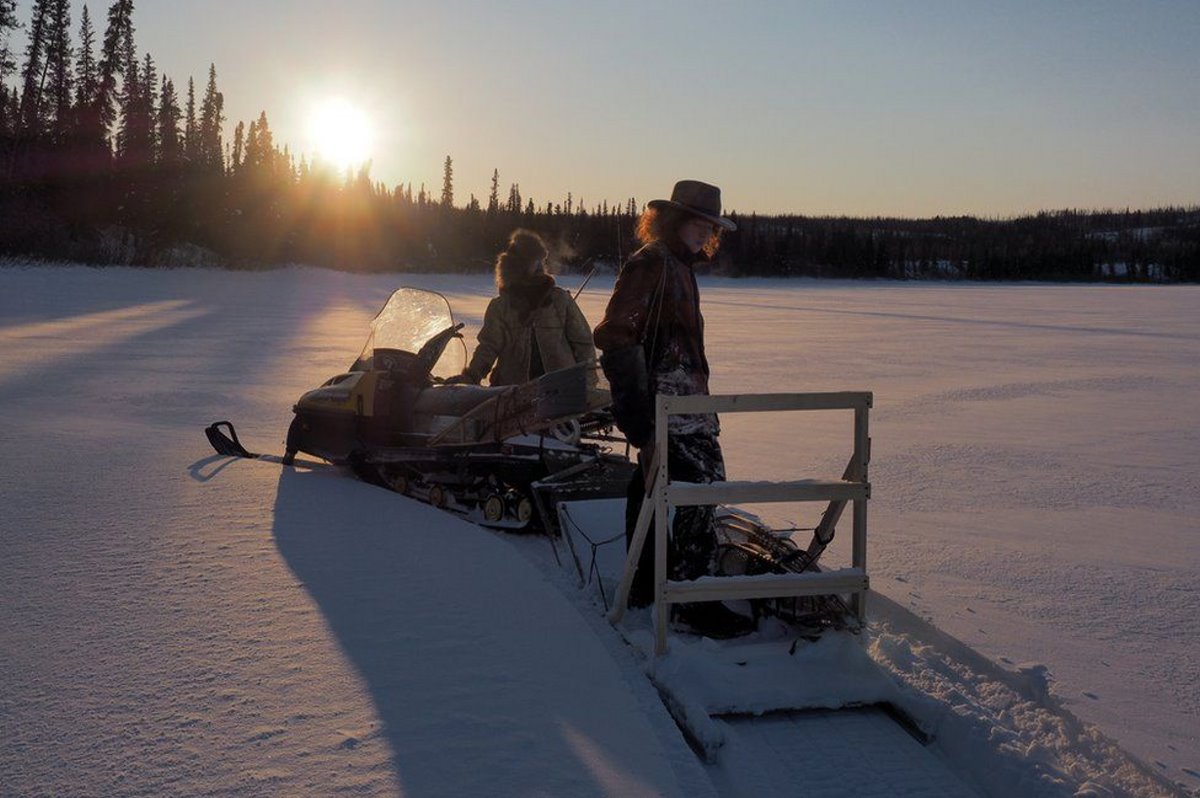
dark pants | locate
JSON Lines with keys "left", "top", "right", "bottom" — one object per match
{"left": 624, "top": 432, "right": 726, "bottom": 608}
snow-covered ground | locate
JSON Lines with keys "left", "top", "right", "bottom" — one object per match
{"left": 1, "top": 263, "right": 1196, "bottom": 796}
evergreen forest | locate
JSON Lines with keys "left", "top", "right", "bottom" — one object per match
{"left": 2, "top": 1, "right": 1197, "bottom": 281}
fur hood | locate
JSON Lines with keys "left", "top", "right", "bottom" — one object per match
{"left": 494, "top": 230, "right": 549, "bottom": 291}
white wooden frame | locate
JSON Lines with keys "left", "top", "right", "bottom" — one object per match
{"left": 608, "top": 391, "right": 872, "bottom": 655}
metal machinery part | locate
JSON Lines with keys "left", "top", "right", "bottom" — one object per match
{"left": 483, "top": 493, "right": 506, "bottom": 523}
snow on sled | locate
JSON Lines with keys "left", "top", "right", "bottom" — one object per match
{"left": 204, "top": 287, "right": 634, "bottom": 531}
{"left": 564, "top": 498, "right": 909, "bottom": 763}
{"left": 555, "top": 390, "right": 926, "bottom": 764}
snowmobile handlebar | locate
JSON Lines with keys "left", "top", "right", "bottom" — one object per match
{"left": 416, "top": 322, "right": 466, "bottom": 375}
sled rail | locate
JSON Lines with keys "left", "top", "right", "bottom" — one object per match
{"left": 662, "top": 391, "right": 872, "bottom": 414}
{"left": 609, "top": 391, "right": 872, "bottom": 656}
{"left": 664, "top": 568, "right": 868, "bottom": 603}
{"left": 668, "top": 479, "right": 868, "bottom": 506}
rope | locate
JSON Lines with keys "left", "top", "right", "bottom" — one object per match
{"left": 558, "top": 503, "right": 624, "bottom": 611}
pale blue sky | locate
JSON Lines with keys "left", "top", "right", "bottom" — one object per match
{"left": 7, "top": 0, "right": 1200, "bottom": 215}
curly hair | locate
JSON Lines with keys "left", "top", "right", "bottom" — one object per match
{"left": 495, "top": 229, "right": 549, "bottom": 290}
{"left": 635, "top": 206, "right": 723, "bottom": 258}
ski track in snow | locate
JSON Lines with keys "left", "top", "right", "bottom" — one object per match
{"left": 1, "top": 263, "right": 1197, "bottom": 797}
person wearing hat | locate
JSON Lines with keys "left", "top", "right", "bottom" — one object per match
{"left": 593, "top": 180, "right": 752, "bottom": 639}
{"left": 448, "top": 229, "right": 594, "bottom": 386}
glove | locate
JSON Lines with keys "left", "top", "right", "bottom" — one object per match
{"left": 442, "top": 372, "right": 478, "bottom": 386}
{"left": 599, "top": 345, "right": 653, "bottom": 448}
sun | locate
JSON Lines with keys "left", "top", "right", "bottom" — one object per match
{"left": 307, "top": 98, "right": 373, "bottom": 171}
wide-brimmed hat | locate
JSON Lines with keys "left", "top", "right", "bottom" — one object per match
{"left": 648, "top": 180, "right": 737, "bottom": 232}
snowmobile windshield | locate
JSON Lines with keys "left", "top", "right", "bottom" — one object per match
{"left": 357, "top": 288, "right": 466, "bottom": 379}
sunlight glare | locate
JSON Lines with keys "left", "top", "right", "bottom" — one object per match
{"left": 307, "top": 98, "right": 373, "bottom": 171}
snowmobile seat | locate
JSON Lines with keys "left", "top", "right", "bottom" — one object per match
{"left": 410, "top": 383, "right": 513, "bottom": 443}
{"left": 412, "top": 383, "right": 509, "bottom": 418}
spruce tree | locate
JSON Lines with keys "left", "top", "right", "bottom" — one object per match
{"left": 115, "top": 53, "right": 155, "bottom": 165}
{"left": 183, "top": 76, "right": 197, "bottom": 162}
{"left": 72, "top": 6, "right": 97, "bottom": 118}
{"left": 0, "top": 0, "right": 14, "bottom": 139}
{"left": 18, "top": 0, "right": 50, "bottom": 136}
{"left": 44, "top": 0, "right": 72, "bottom": 141}
{"left": 197, "top": 63, "right": 223, "bottom": 173}
{"left": 97, "top": 0, "right": 135, "bottom": 136}
{"left": 253, "top": 111, "right": 272, "bottom": 170}
{"left": 2, "top": 88, "right": 18, "bottom": 139}
{"left": 231, "top": 119, "right": 244, "bottom": 171}
{"left": 487, "top": 168, "right": 499, "bottom": 215}
{"left": 440, "top": 155, "right": 453, "bottom": 207}
{"left": 114, "top": 56, "right": 138, "bottom": 161}
{"left": 0, "top": 0, "right": 19, "bottom": 83}
{"left": 136, "top": 52, "right": 157, "bottom": 158}
{"left": 69, "top": 4, "right": 112, "bottom": 171}
{"left": 156, "top": 76, "right": 181, "bottom": 162}
{"left": 243, "top": 117, "right": 258, "bottom": 168}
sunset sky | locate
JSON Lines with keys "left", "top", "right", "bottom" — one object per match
{"left": 6, "top": 0, "right": 1200, "bottom": 216}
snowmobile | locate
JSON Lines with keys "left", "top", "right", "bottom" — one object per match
{"left": 205, "top": 287, "right": 636, "bottom": 531}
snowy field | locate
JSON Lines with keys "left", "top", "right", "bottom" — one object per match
{"left": 1, "top": 263, "right": 1196, "bottom": 797}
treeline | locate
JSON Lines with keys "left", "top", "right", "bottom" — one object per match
{"left": 725, "top": 208, "right": 1200, "bottom": 282}
{"left": 2, "top": 1, "right": 1198, "bottom": 281}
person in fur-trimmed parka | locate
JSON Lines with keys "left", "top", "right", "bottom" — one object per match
{"left": 451, "top": 229, "right": 594, "bottom": 387}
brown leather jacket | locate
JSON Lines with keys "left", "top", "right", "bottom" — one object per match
{"left": 593, "top": 240, "right": 717, "bottom": 443}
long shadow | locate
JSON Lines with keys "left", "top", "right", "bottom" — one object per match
{"left": 270, "top": 466, "right": 675, "bottom": 797}
{"left": 0, "top": 269, "right": 197, "bottom": 330}
{"left": 187, "top": 453, "right": 241, "bottom": 483}
{"left": 701, "top": 297, "right": 1200, "bottom": 342}
{"left": 0, "top": 298, "right": 185, "bottom": 331}
{"left": 0, "top": 278, "right": 344, "bottom": 419}
{"left": 0, "top": 301, "right": 214, "bottom": 396}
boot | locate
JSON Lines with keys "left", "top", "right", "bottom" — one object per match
{"left": 673, "top": 601, "right": 756, "bottom": 639}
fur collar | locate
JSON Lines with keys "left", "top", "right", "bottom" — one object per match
{"left": 501, "top": 273, "right": 557, "bottom": 314}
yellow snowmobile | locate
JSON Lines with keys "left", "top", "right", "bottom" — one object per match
{"left": 205, "top": 287, "right": 632, "bottom": 530}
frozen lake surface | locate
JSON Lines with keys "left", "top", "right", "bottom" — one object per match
{"left": 1, "top": 264, "right": 1196, "bottom": 796}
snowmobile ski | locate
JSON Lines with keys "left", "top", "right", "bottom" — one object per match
{"left": 204, "top": 420, "right": 257, "bottom": 458}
